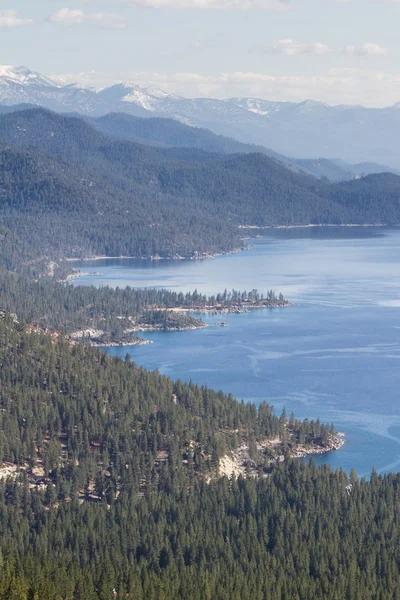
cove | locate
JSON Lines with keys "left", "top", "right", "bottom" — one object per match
{"left": 73, "top": 226, "right": 400, "bottom": 477}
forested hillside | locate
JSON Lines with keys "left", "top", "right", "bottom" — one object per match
{"left": 2, "top": 104, "right": 396, "bottom": 180}
{"left": 0, "top": 314, "right": 282, "bottom": 481}
{"left": 1, "top": 108, "right": 400, "bottom": 274}
{"left": 0, "top": 315, "right": 399, "bottom": 599}
{"left": 0, "top": 141, "right": 239, "bottom": 274}
{"left": 90, "top": 111, "right": 288, "bottom": 160}
{"left": 92, "top": 112, "right": 398, "bottom": 181}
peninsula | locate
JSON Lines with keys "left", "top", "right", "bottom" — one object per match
{"left": 0, "top": 272, "right": 291, "bottom": 348}
{"left": 68, "top": 292, "right": 291, "bottom": 346}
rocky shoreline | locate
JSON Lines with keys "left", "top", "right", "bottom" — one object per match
{"left": 68, "top": 316, "right": 208, "bottom": 347}
{"left": 290, "top": 434, "right": 345, "bottom": 458}
{"left": 60, "top": 269, "right": 102, "bottom": 283}
{"left": 91, "top": 338, "right": 153, "bottom": 348}
{"left": 218, "top": 433, "right": 346, "bottom": 479}
{"left": 66, "top": 299, "right": 290, "bottom": 348}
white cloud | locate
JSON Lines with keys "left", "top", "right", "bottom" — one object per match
{"left": 260, "top": 40, "right": 388, "bottom": 58}
{"left": 344, "top": 42, "right": 388, "bottom": 56}
{"left": 57, "top": 67, "right": 400, "bottom": 106}
{"left": 47, "top": 8, "right": 126, "bottom": 28}
{"left": 263, "top": 39, "right": 331, "bottom": 55}
{"left": 0, "top": 10, "right": 33, "bottom": 28}
{"left": 131, "top": 0, "right": 290, "bottom": 9}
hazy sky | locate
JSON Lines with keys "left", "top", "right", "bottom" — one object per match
{"left": 2, "top": 0, "right": 400, "bottom": 105}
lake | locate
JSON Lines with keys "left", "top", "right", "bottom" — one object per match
{"left": 73, "top": 226, "right": 400, "bottom": 477}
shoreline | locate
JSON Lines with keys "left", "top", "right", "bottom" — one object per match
{"left": 66, "top": 301, "right": 291, "bottom": 347}
{"left": 63, "top": 245, "right": 246, "bottom": 265}
{"left": 68, "top": 320, "right": 209, "bottom": 347}
{"left": 59, "top": 246, "right": 246, "bottom": 283}
{"left": 57, "top": 223, "right": 397, "bottom": 284}
{"left": 238, "top": 223, "right": 396, "bottom": 230}
{"left": 61, "top": 269, "right": 102, "bottom": 283}
{"left": 91, "top": 339, "right": 153, "bottom": 348}
{"left": 291, "top": 435, "right": 345, "bottom": 458}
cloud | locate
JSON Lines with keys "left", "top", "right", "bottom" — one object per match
{"left": 47, "top": 8, "right": 126, "bottom": 28}
{"left": 344, "top": 43, "right": 388, "bottom": 56}
{"left": 263, "top": 39, "right": 331, "bottom": 55}
{"left": 258, "top": 40, "right": 388, "bottom": 58}
{"left": 0, "top": 10, "right": 33, "bottom": 28}
{"left": 130, "top": 0, "right": 290, "bottom": 9}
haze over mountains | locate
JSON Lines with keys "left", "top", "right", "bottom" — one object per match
{"left": 1, "top": 65, "right": 400, "bottom": 170}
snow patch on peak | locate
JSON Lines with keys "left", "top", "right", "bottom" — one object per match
{"left": 0, "top": 65, "right": 63, "bottom": 88}
{"left": 0, "top": 65, "right": 14, "bottom": 76}
{"left": 145, "top": 86, "right": 170, "bottom": 99}
{"left": 121, "top": 88, "right": 157, "bottom": 111}
{"left": 117, "top": 85, "right": 177, "bottom": 110}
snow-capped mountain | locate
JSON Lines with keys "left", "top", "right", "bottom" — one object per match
{"left": 1, "top": 65, "right": 400, "bottom": 167}
{"left": 99, "top": 82, "right": 172, "bottom": 111}
{"left": 0, "top": 66, "right": 148, "bottom": 116}
{"left": 0, "top": 65, "right": 63, "bottom": 88}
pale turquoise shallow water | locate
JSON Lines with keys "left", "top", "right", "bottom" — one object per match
{"left": 74, "top": 227, "right": 400, "bottom": 477}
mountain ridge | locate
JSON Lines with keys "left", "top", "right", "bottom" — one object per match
{"left": 2, "top": 101, "right": 398, "bottom": 183}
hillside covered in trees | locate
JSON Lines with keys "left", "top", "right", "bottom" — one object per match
{"left": 91, "top": 112, "right": 399, "bottom": 181}
{"left": 0, "top": 315, "right": 399, "bottom": 599}
{"left": 1, "top": 108, "right": 400, "bottom": 275}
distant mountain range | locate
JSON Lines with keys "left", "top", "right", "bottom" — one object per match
{"left": 1, "top": 66, "right": 400, "bottom": 169}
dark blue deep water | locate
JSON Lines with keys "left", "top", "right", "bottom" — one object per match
{"left": 74, "top": 227, "right": 400, "bottom": 477}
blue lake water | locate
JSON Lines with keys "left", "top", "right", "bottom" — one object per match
{"left": 73, "top": 227, "right": 400, "bottom": 477}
